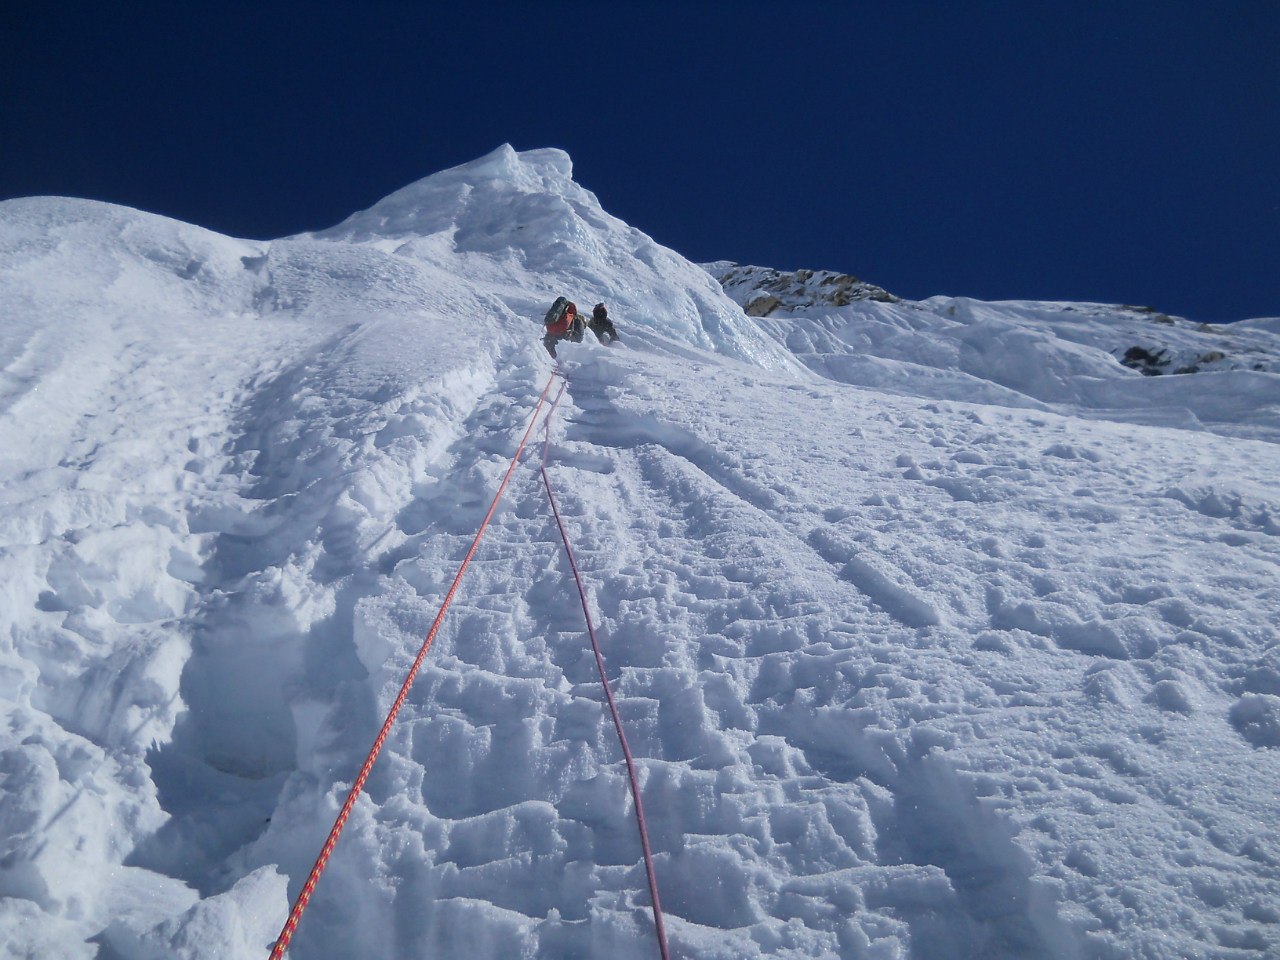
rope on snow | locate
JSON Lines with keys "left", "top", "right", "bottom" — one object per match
{"left": 269, "top": 364, "right": 670, "bottom": 958}
{"left": 268, "top": 370, "right": 560, "bottom": 959}
{"left": 539, "top": 371, "right": 671, "bottom": 960}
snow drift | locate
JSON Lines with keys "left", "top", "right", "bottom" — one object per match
{"left": 1, "top": 145, "right": 1278, "bottom": 959}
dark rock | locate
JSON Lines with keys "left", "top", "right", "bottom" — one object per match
{"left": 745, "top": 295, "right": 782, "bottom": 317}
{"left": 1120, "top": 346, "right": 1171, "bottom": 376}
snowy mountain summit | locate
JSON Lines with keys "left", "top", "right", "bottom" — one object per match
{"left": 1, "top": 146, "right": 1279, "bottom": 960}
{"left": 315, "top": 145, "right": 581, "bottom": 241}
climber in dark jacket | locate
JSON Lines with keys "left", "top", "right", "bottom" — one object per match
{"left": 587, "top": 302, "right": 620, "bottom": 344}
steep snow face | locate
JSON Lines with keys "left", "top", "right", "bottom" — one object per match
{"left": 2, "top": 149, "right": 1280, "bottom": 960}
{"left": 0, "top": 196, "right": 292, "bottom": 956}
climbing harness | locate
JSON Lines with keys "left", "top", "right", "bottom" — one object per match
{"left": 268, "top": 366, "right": 669, "bottom": 959}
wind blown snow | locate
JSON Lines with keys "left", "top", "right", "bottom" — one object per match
{"left": 2, "top": 145, "right": 1278, "bottom": 959}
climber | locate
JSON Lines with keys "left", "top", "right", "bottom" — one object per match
{"left": 542, "top": 296, "right": 584, "bottom": 359}
{"left": 587, "top": 303, "right": 620, "bottom": 345}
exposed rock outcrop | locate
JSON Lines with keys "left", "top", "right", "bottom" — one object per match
{"left": 704, "top": 262, "right": 899, "bottom": 317}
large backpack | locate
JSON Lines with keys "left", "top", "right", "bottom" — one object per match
{"left": 544, "top": 297, "right": 574, "bottom": 328}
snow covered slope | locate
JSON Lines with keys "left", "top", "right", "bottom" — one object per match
{"left": 1, "top": 146, "right": 1278, "bottom": 960}
{"left": 708, "top": 262, "right": 1280, "bottom": 442}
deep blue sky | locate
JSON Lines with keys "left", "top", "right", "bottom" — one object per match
{"left": 4, "top": 2, "right": 1277, "bottom": 321}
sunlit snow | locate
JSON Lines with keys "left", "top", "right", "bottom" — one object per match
{"left": 2, "top": 145, "right": 1278, "bottom": 959}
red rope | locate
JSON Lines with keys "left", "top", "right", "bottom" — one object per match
{"left": 538, "top": 378, "right": 672, "bottom": 960}
{"left": 269, "top": 370, "right": 561, "bottom": 959}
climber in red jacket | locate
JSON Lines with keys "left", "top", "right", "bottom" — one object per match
{"left": 542, "top": 297, "right": 584, "bottom": 358}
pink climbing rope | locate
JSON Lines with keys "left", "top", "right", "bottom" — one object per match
{"left": 539, "top": 374, "right": 672, "bottom": 960}
{"left": 268, "top": 370, "right": 561, "bottom": 959}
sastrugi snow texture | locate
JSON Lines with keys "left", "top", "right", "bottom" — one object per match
{"left": 1, "top": 145, "right": 1278, "bottom": 959}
